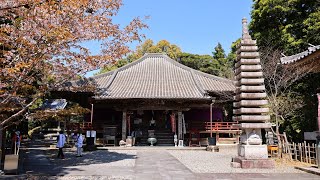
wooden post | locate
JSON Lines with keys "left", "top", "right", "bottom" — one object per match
{"left": 317, "top": 93, "right": 320, "bottom": 132}
{"left": 283, "top": 132, "right": 291, "bottom": 159}
{"left": 299, "top": 143, "right": 302, "bottom": 161}
{"left": 304, "top": 141, "right": 308, "bottom": 163}
{"left": 90, "top": 104, "right": 94, "bottom": 124}
{"left": 308, "top": 143, "right": 311, "bottom": 163}
{"left": 178, "top": 111, "right": 182, "bottom": 140}
{"left": 314, "top": 143, "right": 318, "bottom": 165}
{"left": 216, "top": 133, "right": 219, "bottom": 144}
{"left": 294, "top": 143, "right": 297, "bottom": 160}
{"left": 210, "top": 103, "right": 213, "bottom": 138}
{"left": 122, "top": 111, "right": 127, "bottom": 141}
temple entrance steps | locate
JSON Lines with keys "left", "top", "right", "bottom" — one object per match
{"left": 140, "top": 129, "right": 175, "bottom": 146}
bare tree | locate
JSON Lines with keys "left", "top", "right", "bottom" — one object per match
{"left": 260, "top": 47, "right": 315, "bottom": 135}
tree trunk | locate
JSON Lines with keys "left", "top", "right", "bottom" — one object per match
{"left": 275, "top": 113, "right": 283, "bottom": 158}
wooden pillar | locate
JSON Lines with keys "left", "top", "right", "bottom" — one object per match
{"left": 210, "top": 98, "right": 215, "bottom": 138}
{"left": 57, "top": 121, "right": 61, "bottom": 133}
{"left": 122, "top": 111, "right": 127, "bottom": 141}
{"left": 63, "top": 118, "right": 66, "bottom": 131}
{"left": 317, "top": 93, "right": 320, "bottom": 132}
{"left": 216, "top": 133, "right": 219, "bottom": 144}
{"left": 210, "top": 103, "right": 213, "bottom": 138}
{"left": 0, "top": 125, "right": 3, "bottom": 167}
{"left": 178, "top": 111, "right": 182, "bottom": 140}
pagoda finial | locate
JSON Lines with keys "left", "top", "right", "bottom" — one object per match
{"left": 242, "top": 17, "right": 251, "bottom": 40}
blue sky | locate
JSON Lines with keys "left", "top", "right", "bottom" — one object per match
{"left": 84, "top": 0, "right": 253, "bottom": 76}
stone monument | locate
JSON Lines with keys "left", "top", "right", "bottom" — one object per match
{"left": 231, "top": 18, "right": 275, "bottom": 169}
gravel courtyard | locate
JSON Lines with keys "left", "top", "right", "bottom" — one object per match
{"left": 168, "top": 147, "right": 303, "bottom": 173}
{"left": 18, "top": 141, "right": 319, "bottom": 180}
{"left": 47, "top": 146, "right": 305, "bottom": 175}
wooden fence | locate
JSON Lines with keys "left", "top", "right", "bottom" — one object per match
{"left": 281, "top": 141, "right": 318, "bottom": 165}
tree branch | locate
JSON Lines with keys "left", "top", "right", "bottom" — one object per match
{"left": 0, "top": 95, "right": 40, "bottom": 126}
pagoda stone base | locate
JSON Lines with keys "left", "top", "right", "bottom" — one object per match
{"left": 232, "top": 156, "right": 275, "bottom": 169}
{"left": 238, "top": 145, "right": 268, "bottom": 159}
{"left": 231, "top": 144, "right": 275, "bottom": 169}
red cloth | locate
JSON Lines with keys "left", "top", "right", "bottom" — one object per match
{"left": 12, "top": 134, "right": 22, "bottom": 143}
{"left": 170, "top": 114, "right": 176, "bottom": 133}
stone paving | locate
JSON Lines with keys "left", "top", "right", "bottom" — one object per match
{"left": 1, "top": 140, "right": 319, "bottom": 179}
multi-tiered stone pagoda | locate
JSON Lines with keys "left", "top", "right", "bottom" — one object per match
{"left": 232, "top": 18, "right": 274, "bottom": 169}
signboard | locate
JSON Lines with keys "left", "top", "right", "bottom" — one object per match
{"left": 91, "top": 130, "right": 96, "bottom": 138}
{"left": 86, "top": 131, "right": 91, "bottom": 137}
{"left": 86, "top": 130, "right": 96, "bottom": 138}
{"left": 304, "top": 132, "right": 317, "bottom": 141}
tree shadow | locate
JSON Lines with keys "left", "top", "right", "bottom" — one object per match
{"left": 20, "top": 140, "right": 137, "bottom": 178}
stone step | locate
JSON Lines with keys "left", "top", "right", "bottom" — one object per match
{"left": 235, "top": 85, "right": 266, "bottom": 93}
{"left": 235, "top": 59, "right": 260, "bottom": 68}
{"left": 233, "top": 115, "right": 270, "bottom": 122}
{"left": 235, "top": 65, "right": 262, "bottom": 75}
{"left": 240, "top": 39, "right": 257, "bottom": 46}
{"left": 233, "top": 100, "right": 268, "bottom": 107}
{"left": 236, "top": 46, "right": 258, "bottom": 53}
{"left": 237, "top": 52, "right": 259, "bottom": 59}
{"left": 235, "top": 78, "right": 264, "bottom": 86}
{"left": 233, "top": 108, "right": 269, "bottom": 114}
{"left": 235, "top": 72, "right": 263, "bottom": 79}
{"left": 234, "top": 93, "right": 267, "bottom": 100}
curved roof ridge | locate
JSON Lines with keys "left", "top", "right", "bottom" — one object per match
{"left": 91, "top": 69, "right": 113, "bottom": 79}
{"left": 281, "top": 45, "right": 320, "bottom": 64}
{"left": 93, "top": 53, "right": 232, "bottom": 84}
{"left": 92, "top": 53, "right": 150, "bottom": 79}
{"left": 103, "top": 69, "right": 119, "bottom": 90}
{"left": 161, "top": 54, "right": 233, "bottom": 83}
{"left": 190, "top": 69, "right": 207, "bottom": 96}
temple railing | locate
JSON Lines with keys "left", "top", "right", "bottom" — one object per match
{"left": 189, "top": 122, "right": 239, "bottom": 132}
{"left": 67, "top": 122, "right": 92, "bottom": 131}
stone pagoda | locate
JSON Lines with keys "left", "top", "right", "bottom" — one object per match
{"left": 232, "top": 18, "right": 274, "bottom": 168}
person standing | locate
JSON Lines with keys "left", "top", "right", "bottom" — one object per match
{"left": 12, "top": 131, "right": 22, "bottom": 155}
{"left": 57, "top": 131, "right": 66, "bottom": 159}
{"left": 75, "top": 131, "right": 83, "bottom": 157}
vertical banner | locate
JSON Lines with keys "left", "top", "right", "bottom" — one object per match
{"left": 178, "top": 112, "right": 182, "bottom": 140}
{"left": 170, "top": 113, "right": 176, "bottom": 133}
{"left": 122, "top": 111, "right": 127, "bottom": 140}
{"left": 182, "top": 114, "right": 186, "bottom": 135}
{"left": 127, "top": 115, "right": 131, "bottom": 136}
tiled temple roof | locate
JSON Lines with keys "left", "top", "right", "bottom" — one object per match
{"left": 92, "top": 53, "right": 234, "bottom": 100}
{"left": 280, "top": 45, "right": 320, "bottom": 64}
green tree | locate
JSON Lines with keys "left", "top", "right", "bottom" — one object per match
{"left": 213, "top": 43, "right": 225, "bottom": 60}
{"left": 226, "top": 38, "right": 241, "bottom": 65}
{"left": 212, "top": 43, "right": 234, "bottom": 78}
{"left": 98, "top": 59, "right": 130, "bottom": 74}
{"left": 178, "top": 53, "right": 220, "bottom": 76}
{"left": 250, "top": 0, "right": 320, "bottom": 141}
{"left": 98, "top": 41, "right": 234, "bottom": 80}
{"left": 99, "top": 39, "right": 182, "bottom": 73}
{"left": 250, "top": 0, "right": 320, "bottom": 55}
{"left": 129, "top": 39, "right": 182, "bottom": 61}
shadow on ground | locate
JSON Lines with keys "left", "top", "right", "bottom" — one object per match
{"left": 19, "top": 139, "right": 137, "bottom": 177}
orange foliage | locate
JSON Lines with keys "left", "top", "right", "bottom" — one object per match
{"left": 0, "top": 0, "right": 147, "bottom": 126}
